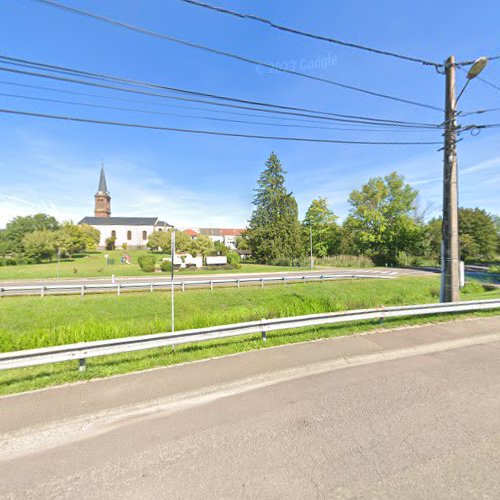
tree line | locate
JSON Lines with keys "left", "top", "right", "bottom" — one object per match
{"left": 245, "top": 152, "right": 499, "bottom": 266}
{"left": 0, "top": 214, "right": 100, "bottom": 264}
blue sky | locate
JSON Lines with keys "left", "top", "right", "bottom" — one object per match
{"left": 0, "top": 0, "right": 499, "bottom": 229}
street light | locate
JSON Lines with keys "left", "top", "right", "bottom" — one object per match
{"left": 456, "top": 57, "right": 489, "bottom": 103}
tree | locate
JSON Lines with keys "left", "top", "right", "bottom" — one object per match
{"left": 105, "top": 236, "right": 116, "bottom": 251}
{"left": 343, "top": 172, "right": 423, "bottom": 265}
{"left": 54, "top": 223, "right": 87, "bottom": 256}
{"left": 427, "top": 208, "right": 498, "bottom": 262}
{"left": 246, "top": 152, "right": 303, "bottom": 263}
{"left": 147, "top": 230, "right": 192, "bottom": 253}
{"left": 302, "top": 197, "right": 339, "bottom": 257}
{"left": 235, "top": 235, "right": 249, "bottom": 250}
{"left": 190, "top": 234, "right": 215, "bottom": 258}
{"left": 22, "top": 230, "right": 57, "bottom": 262}
{"left": 80, "top": 224, "right": 100, "bottom": 251}
{"left": 458, "top": 208, "right": 497, "bottom": 261}
{"left": 3, "top": 214, "right": 59, "bottom": 254}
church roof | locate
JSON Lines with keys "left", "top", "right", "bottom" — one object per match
{"left": 79, "top": 217, "right": 172, "bottom": 226}
{"left": 96, "top": 167, "right": 109, "bottom": 194}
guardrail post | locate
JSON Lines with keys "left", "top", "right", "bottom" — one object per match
{"left": 41, "top": 286, "right": 45, "bottom": 297}
{"left": 321, "top": 275, "right": 324, "bottom": 284}
{"left": 0, "top": 287, "right": 3, "bottom": 298}
{"left": 79, "top": 358, "right": 86, "bottom": 372}
{"left": 261, "top": 318, "right": 267, "bottom": 342}
{"left": 80, "top": 285, "right": 85, "bottom": 297}
{"left": 117, "top": 284, "right": 121, "bottom": 296}
{"left": 237, "top": 279, "right": 240, "bottom": 289}
{"left": 150, "top": 283, "right": 154, "bottom": 293}
{"left": 284, "top": 277, "right": 287, "bottom": 286}
{"left": 182, "top": 282, "right": 185, "bottom": 292}
{"left": 261, "top": 278, "right": 264, "bottom": 288}
{"left": 379, "top": 306, "right": 385, "bottom": 325}
{"left": 210, "top": 281, "right": 213, "bottom": 291}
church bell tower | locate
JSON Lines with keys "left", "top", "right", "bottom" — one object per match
{"left": 94, "top": 166, "right": 111, "bottom": 217}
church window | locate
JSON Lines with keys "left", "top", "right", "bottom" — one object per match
{"left": 142, "top": 231, "right": 147, "bottom": 240}
{"left": 111, "top": 230, "right": 116, "bottom": 238}
{"left": 127, "top": 230, "right": 132, "bottom": 241}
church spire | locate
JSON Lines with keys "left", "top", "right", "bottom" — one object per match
{"left": 97, "top": 163, "right": 108, "bottom": 194}
{"left": 94, "top": 164, "right": 111, "bottom": 217}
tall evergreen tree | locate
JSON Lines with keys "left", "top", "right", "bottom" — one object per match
{"left": 247, "top": 152, "right": 302, "bottom": 263}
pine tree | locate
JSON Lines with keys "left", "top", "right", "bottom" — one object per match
{"left": 247, "top": 152, "right": 303, "bottom": 263}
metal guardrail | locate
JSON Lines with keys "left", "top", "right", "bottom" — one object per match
{"left": 0, "top": 273, "right": 393, "bottom": 297}
{"left": 1, "top": 299, "right": 498, "bottom": 372}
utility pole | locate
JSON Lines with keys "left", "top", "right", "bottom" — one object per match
{"left": 441, "top": 55, "right": 460, "bottom": 302}
{"left": 170, "top": 230, "right": 175, "bottom": 333}
{"left": 309, "top": 223, "right": 313, "bottom": 269}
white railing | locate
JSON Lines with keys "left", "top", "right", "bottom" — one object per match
{"left": 1, "top": 299, "right": 498, "bottom": 372}
{"left": 0, "top": 273, "right": 392, "bottom": 297}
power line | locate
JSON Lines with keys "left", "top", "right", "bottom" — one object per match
{"left": 0, "top": 65, "right": 440, "bottom": 129}
{"left": 177, "top": 0, "right": 442, "bottom": 68}
{"left": 28, "top": 0, "right": 443, "bottom": 112}
{"left": 0, "top": 54, "right": 440, "bottom": 127}
{"left": 0, "top": 107, "right": 443, "bottom": 144}
{"left": 0, "top": 91, "right": 438, "bottom": 132}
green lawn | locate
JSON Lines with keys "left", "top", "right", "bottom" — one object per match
{"left": 0, "top": 249, "right": 307, "bottom": 280}
{"left": 1, "top": 276, "right": 499, "bottom": 395}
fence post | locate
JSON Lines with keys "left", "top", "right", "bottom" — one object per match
{"left": 261, "top": 318, "right": 267, "bottom": 342}
{"left": 79, "top": 358, "right": 86, "bottom": 372}
{"left": 81, "top": 285, "right": 85, "bottom": 297}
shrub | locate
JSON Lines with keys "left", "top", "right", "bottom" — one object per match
{"left": 461, "top": 281, "right": 484, "bottom": 294}
{"left": 105, "top": 236, "right": 116, "bottom": 251}
{"left": 226, "top": 251, "right": 241, "bottom": 268}
{"left": 160, "top": 260, "right": 172, "bottom": 272}
{"left": 314, "top": 255, "right": 374, "bottom": 268}
{"left": 138, "top": 254, "right": 156, "bottom": 272}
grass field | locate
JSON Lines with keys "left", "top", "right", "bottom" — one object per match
{"left": 0, "top": 249, "right": 307, "bottom": 280}
{"left": 1, "top": 276, "right": 499, "bottom": 395}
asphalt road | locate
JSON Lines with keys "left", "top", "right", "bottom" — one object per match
{"left": 1, "top": 317, "right": 499, "bottom": 499}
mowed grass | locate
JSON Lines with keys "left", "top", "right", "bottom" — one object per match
{"left": 0, "top": 248, "right": 307, "bottom": 280}
{"left": 0, "top": 276, "right": 499, "bottom": 395}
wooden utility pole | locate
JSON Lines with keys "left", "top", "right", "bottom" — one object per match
{"left": 441, "top": 55, "right": 460, "bottom": 302}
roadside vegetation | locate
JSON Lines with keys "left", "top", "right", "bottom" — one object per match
{"left": 1, "top": 276, "right": 499, "bottom": 395}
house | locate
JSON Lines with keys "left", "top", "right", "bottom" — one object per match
{"left": 79, "top": 167, "right": 172, "bottom": 248}
{"left": 197, "top": 228, "right": 245, "bottom": 249}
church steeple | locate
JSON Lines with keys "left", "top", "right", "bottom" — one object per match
{"left": 94, "top": 165, "right": 111, "bottom": 217}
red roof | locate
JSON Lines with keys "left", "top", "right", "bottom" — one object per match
{"left": 183, "top": 229, "right": 199, "bottom": 236}
{"left": 219, "top": 228, "right": 245, "bottom": 236}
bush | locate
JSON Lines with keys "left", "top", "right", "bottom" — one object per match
{"left": 226, "top": 251, "right": 241, "bottom": 268}
{"left": 138, "top": 254, "right": 156, "bottom": 272}
{"left": 314, "top": 255, "right": 374, "bottom": 268}
{"left": 105, "top": 236, "right": 116, "bottom": 251}
{"left": 461, "top": 281, "right": 484, "bottom": 294}
{"left": 160, "top": 260, "right": 172, "bottom": 272}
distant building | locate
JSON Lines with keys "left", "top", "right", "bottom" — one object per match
{"left": 79, "top": 167, "right": 172, "bottom": 247}
{"left": 197, "top": 228, "right": 245, "bottom": 250}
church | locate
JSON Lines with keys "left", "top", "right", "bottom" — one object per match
{"left": 79, "top": 168, "right": 172, "bottom": 248}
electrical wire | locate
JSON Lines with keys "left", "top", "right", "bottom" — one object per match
{"left": 0, "top": 54, "right": 440, "bottom": 127}
{"left": 0, "top": 91, "right": 438, "bottom": 132}
{"left": 28, "top": 0, "right": 443, "bottom": 112}
{"left": 0, "top": 65, "right": 441, "bottom": 129}
{"left": 0, "top": 107, "right": 443, "bottom": 144}
{"left": 177, "top": 0, "right": 442, "bottom": 68}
